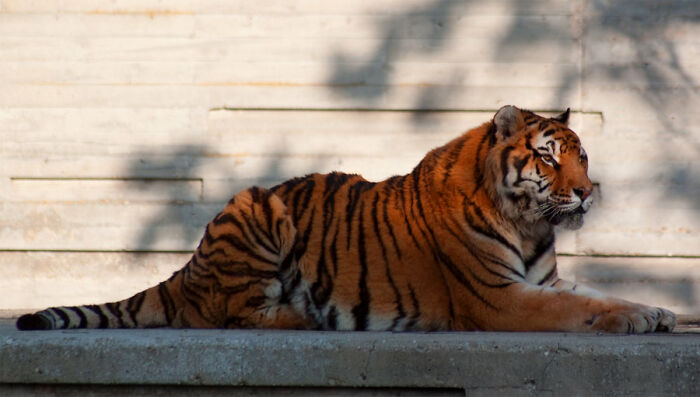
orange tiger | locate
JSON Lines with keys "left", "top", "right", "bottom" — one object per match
{"left": 17, "top": 106, "right": 676, "bottom": 333}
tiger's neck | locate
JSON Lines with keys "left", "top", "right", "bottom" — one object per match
{"left": 413, "top": 122, "right": 555, "bottom": 248}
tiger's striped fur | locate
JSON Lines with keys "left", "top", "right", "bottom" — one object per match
{"left": 17, "top": 106, "right": 676, "bottom": 333}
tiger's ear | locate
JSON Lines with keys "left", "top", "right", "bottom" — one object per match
{"left": 552, "top": 108, "right": 570, "bottom": 125}
{"left": 493, "top": 105, "right": 525, "bottom": 140}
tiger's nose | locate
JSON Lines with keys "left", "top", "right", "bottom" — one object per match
{"left": 573, "top": 186, "right": 593, "bottom": 201}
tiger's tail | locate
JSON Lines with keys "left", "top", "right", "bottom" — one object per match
{"left": 15, "top": 271, "right": 187, "bottom": 330}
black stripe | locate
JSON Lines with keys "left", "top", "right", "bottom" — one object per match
{"left": 436, "top": 249, "right": 498, "bottom": 311}
{"left": 448, "top": 214, "right": 524, "bottom": 280}
{"left": 407, "top": 164, "right": 432, "bottom": 244}
{"left": 188, "top": 256, "right": 216, "bottom": 280}
{"left": 321, "top": 174, "right": 342, "bottom": 274}
{"left": 293, "top": 207, "right": 316, "bottom": 262}
{"left": 472, "top": 128, "right": 494, "bottom": 195}
{"left": 352, "top": 201, "right": 370, "bottom": 331}
{"left": 66, "top": 306, "right": 88, "bottom": 328}
{"left": 261, "top": 190, "right": 275, "bottom": 240}
{"left": 213, "top": 261, "right": 278, "bottom": 278}
{"left": 382, "top": 184, "right": 402, "bottom": 259}
{"left": 537, "top": 266, "right": 557, "bottom": 285}
{"left": 104, "top": 302, "right": 125, "bottom": 328}
{"left": 239, "top": 210, "right": 278, "bottom": 255}
{"left": 370, "top": 192, "right": 389, "bottom": 264}
{"left": 52, "top": 308, "right": 71, "bottom": 329}
{"left": 397, "top": 176, "right": 421, "bottom": 248}
{"left": 248, "top": 186, "right": 265, "bottom": 203}
{"left": 244, "top": 295, "right": 267, "bottom": 308}
{"left": 212, "top": 212, "right": 238, "bottom": 226}
{"left": 467, "top": 201, "right": 523, "bottom": 262}
{"left": 443, "top": 210, "right": 524, "bottom": 280}
{"left": 190, "top": 254, "right": 204, "bottom": 269}
{"left": 290, "top": 178, "right": 315, "bottom": 222}
{"left": 299, "top": 179, "right": 316, "bottom": 219}
{"left": 180, "top": 280, "right": 212, "bottom": 323}
{"left": 248, "top": 189, "right": 278, "bottom": 244}
{"left": 324, "top": 172, "right": 355, "bottom": 192}
{"left": 525, "top": 236, "right": 554, "bottom": 271}
{"left": 158, "top": 282, "right": 176, "bottom": 324}
{"left": 345, "top": 180, "right": 371, "bottom": 248}
{"left": 279, "top": 252, "right": 295, "bottom": 275}
{"left": 84, "top": 304, "right": 110, "bottom": 328}
{"left": 330, "top": 227, "right": 339, "bottom": 275}
{"left": 523, "top": 111, "right": 539, "bottom": 126}
{"left": 441, "top": 217, "right": 518, "bottom": 283}
{"left": 207, "top": 229, "right": 277, "bottom": 266}
{"left": 125, "top": 291, "right": 146, "bottom": 326}
{"left": 370, "top": 192, "right": 406, "bottom": 330}
{"left": 500, "top": 145, "right": 515, "bottom": 185}
{"left": 222, "top": 208, "right": 273, "bottom": 255}
{"left": 270, "top": 176, "right": 307, "bottom": 195}
{"left": 290, "top": 179, "right": 310, "bottom": 222}
{"left": 406, "top": 284, "right": 420, "bottom": 330}
{"left": 326, "top": 306, "right": 338, "bottom": 330}
{"left": 311, "top": 247, "right": 333, "bottom": 306}
{"left": 441, "top": 136, "right": 469, "bottom": 184}
{"left": 512, "top": 154, "right": 531, "bottom": 185}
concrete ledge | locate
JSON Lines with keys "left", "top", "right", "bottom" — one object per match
{"left": 1, "top": 320, "right": 698, "bottom": 396}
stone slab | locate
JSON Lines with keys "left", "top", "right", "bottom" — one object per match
{"left": 0, "top": 319, "right": 698, "bottom": 396}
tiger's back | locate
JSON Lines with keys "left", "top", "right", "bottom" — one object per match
{"left": 17, "top": 106, "right": 677, "bottom": 334}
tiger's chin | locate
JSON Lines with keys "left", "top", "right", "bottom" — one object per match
{"left": 548, "top": 208, "right": 586, "bottom": 230}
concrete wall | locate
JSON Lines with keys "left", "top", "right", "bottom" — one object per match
{"left": 1, "top": 1, "right": 698, "bottom": 313}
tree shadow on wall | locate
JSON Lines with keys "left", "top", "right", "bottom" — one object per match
{"left": 326, "top": 0, "right": 700, "bottom": 211}
{"left": 124, "top": 145, "right": 213, "bottom": 252}
{"left": 572, "top": 260, "right": 697, "bottom": 313}
{"left": 327, "top": 0, "right": 468, "bottom": 115}
{"left": 124, "top": 142, "right": 327, "bottom": 252}
{"left": 586, "top": 0, "right": 700, "bottom": 212}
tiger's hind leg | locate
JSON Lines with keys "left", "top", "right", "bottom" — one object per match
{"left": 181, "top": 186, "right": 316, "bottom": 329}
{"left": 17, "top": 187, "right": 316, "bottom": 330}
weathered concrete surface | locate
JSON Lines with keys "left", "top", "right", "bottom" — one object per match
{"left": 1, "top": 319, "right": 698, "bottom": 396}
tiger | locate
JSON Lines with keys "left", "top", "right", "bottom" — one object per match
{"left": 17, "top": 105, "right": 676, "bottom": 333}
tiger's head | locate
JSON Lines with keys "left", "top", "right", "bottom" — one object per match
{"left": 486, "top": 105, "right": 593, "bottom": 230}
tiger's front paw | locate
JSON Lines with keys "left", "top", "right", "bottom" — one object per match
{"left": 591, "top": 305, "right": 676, "bottom": 333}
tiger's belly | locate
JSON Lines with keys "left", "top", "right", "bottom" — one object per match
{"left": 286, "top": 252, "right": 452, "bottom": 332}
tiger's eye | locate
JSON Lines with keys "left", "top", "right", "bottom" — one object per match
{"left": 541, "top": 154, "right": 556, "bottom": 165}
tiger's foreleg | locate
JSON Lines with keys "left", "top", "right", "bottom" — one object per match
{"left": 508, "top": 252, "right": 677, "bottom": 333}
{"left": 480, "top": 281, "right": 676, "bottom": 333}
{"left": 546, "top": 276, "right": 676, "bottom": 333}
